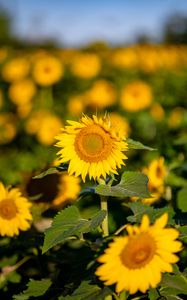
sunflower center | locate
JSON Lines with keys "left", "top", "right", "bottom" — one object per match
{"left": 74, "top": 124, "right": 113, "bottom": 162}
{"left": 120, "top": 233, "right": 156, "bottom": 269}
{"left": 0, "top": 199, "right": 17, "bottom": 220}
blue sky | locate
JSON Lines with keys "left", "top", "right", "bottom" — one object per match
{"left": 2, "top": 0, "right": 187, "bottom": 46}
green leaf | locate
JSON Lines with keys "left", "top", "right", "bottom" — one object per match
{"left": 42, "top": 206, "right": 106, "bottom": 253}
{"left": 58, "top": 281, "right": 111, "bottom": 300}
{"left": 95, "top": 171, "right": 150, "bottom": 198}
{"left": 33, "top": 167, "right": 58, "bottom": 179}
{"left": 127, "top": 202, "right": 175, "bottom": 224}
{"left": 13, "top": 278, "right": 52, "bottom": 300}
{"left": 166, "top": 172, "right": 187, "bottom": 187}
{"left": 178, "top": 225, "right": 187, "bottom": 242}
{"left": 160, "top": 273, "right": 187, "bottom": 296}
{"left": 177, "top": 187, "right": 187, "bottom": 212}
{"left": 126, "top": 138, "right": 156, "bottom": 151}
{"left": 148, "top": 288, "right": 160, "bottom": 300}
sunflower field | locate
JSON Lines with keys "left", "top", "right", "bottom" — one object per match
{"left": 0, "top": 44, "right": 187, "bottom": 300}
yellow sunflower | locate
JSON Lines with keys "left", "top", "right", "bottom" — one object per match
{"left": 0, "top": 182, "right": 32, "bottom": 237}
{"left": 2, "top": 57, "right": 30, "bottom": 82}
{"left": 32, "top": 55, "right": 63, "bottom": 86}
{"left": 96, "top": 213, "right": 182, "bottom": 295}
{"left": 53, "top": 173, "right": 81, "bottom": 206}
{"left": 120, "top": 80, "right": 152, "bottom": 112}
{"left": 55, "top": 115, "right": 128, "bottom": 182}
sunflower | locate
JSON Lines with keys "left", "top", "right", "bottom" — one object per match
{"left": 141, "top": 157, "right": 167, "bottom": 204}
{"left": 120, "top": 80, "right": 152, "bottom": 112}
{"left": 8, "top": 78, "right": 36, "bottom": 105}
{"left": 96, "top": 213, "right": 182, "bottom": 295}
{"left": 0, "top": 182, "right": 32, "bottom": 237}
{"left": 53, "top": 173, "right": 81, "bottom": 206}
{"left": 70, "top": 53, "right": 101, "bottom": 79}
{"left": 32, "top": 55, "right": 63, "bottom": 86}
{"left": 55, "top": 115, "right": 128, "bottom": 182}
{"left": 2, "top": 57, "right": 30, "bottom": 82}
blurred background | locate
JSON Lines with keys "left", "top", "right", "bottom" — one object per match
{"left": 1, "top": 0, "right": 187, "bottom": 47}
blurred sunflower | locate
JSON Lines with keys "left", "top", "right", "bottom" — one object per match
{"left": 0, "top": 182, "right": 32, "bottom": 237}
{"left": 2, "top": 57, "right": 30, "bottom": 82}
{"left": 26, "top": 172, "right": 80, "bottom": 207}
{"left": 142, "top": 157, "right": 167, "bottom": 204}
{"left": 112, "top": 48, "right": 138, "bottom": 69}
{"left": 150, "top": 102, "right": 165, "bottom": 122}
{"left": 67, "top": 95, "right": 85, "bottom": 117}
{"left": 0, "top": 89, "right": 3, "bottom": 109}
{"left": 55, "top": 114, "right": 128, "bottom": 182}
{"left": 0, "top": 113, "right": 17, "bottom": 144}
{"left": 96, "top": 213, "right": 182, "bottom": 294}
{"left": 70, "top": 53, "right": 101, "bottom": 79}
{"left": 25, "top": 110, "right": 63, "bottom": 145}
{"left": 120, "top": 81, "right": 152, "bottom": 112}
{"left": 32, "top": 55, "right": 63, "bottom": 86}
{"left": 8, "top": 78, "right": 36, "bottom": 105}
{"left": 109, "top": 113, "right": 131, "bottom": 137}
{"left": 84, "top": 80, "right": 116, "bottom": 109}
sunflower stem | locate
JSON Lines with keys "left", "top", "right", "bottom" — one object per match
{"left": 100, "top": 196, "right": 109, "bottom": 237}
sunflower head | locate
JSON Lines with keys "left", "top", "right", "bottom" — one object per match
{"left": 0, "top": 182, "right": 32, "bottom": 237}
{"left": 96, "top": 213, "right": 182, "bottom": 295}
{"left": 55, "top": 114, "right": 128, "bottom": 182}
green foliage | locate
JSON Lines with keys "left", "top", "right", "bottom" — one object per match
{"left": 159, "top": 272, "right": 187, "bottom": 297}
{"left": 95, "top": 171, "right": 150, "bottom": 198}
{"left": 42, "top": 206, "right": 106, "bottom": 253}
{"left": 13, "top": 279, "right": 52, "bottom": 300}
{"left": 127, "top": 202, "right": 175, "bottom": 224}
{"left": 58, "top": 281, "right": 112, "bottom": 300}
{"left": 126, "top": 138, "right": 156, "bottom": 151}
{"left": 177, "top": 187, "right": 187, "bottom": 212}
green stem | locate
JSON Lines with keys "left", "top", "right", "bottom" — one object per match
{"left": 100, "top": 196, "right": 109, "bottom": 237}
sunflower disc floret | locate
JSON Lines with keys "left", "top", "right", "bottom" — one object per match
{"left": 55, "top": 115, "right": 128, "bottom": 181}
{"left": 96, "top": 213, "right": 182, "bottom": 294}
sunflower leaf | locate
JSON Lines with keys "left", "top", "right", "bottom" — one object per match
{"left": 13, "top": 278, "right": 52, "bottom": 300}
{"left": 177, "top": 187, "right": 187, "bottom": 212}
{"left": 42, "top": 206, "right": 106, "bottom": 253}
{"left": 32, "top": 167, "right": 58, "bottom": 179}
{"left": 160, "top": 273, "right": 187, "bottom": 296}
{"left": 126, "top": 138, "right": 156, "bottom": 151}
{"left": 95, "top": 171, "right": 150, "bottom": 198}
{"left": 127, "top": 203, "right": 175, "bottom": 224}
{"left": 58, "top": 281, "right": 112, "bottom": 300}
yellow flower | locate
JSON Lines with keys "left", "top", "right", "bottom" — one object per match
{"left": 70, "top": 53, "right": 101, "bottom": 79}
{"left": 84, "top": 80, "right": 116, "bottom": 109}
{"left": 8, "top": 79, "right": 36, "bottom": 105}
{"left": 0, "top": 89, "right": 3, "bottom": 109}
{"left": 150, "top": 102, "right": 165, "bottom": 122}
{"left": 0, "top": 182, "right": 32, "bottom": 237}
{"left": 26, "top": 172, "right": 80, "bottom": 207}
{"left": 120, "top": 81, "right": 152, "bottom": 112}
{"left": 112, "top": 48, "right": 138, "bottom": 69}
{"left": 2, "top": 57, "right": 30, "bottom": 82}
{"left": 142, "top": 157, "right": 167, "bottom": 204}
{"left": 96, "top": 213, "right": 182, "bottom": 294}
{"left": 0, "top": 113, "right": 17, "bottom": 144}
{"left": 67, "top": 95, "right": 85, "bottom": 117}
{"left": 109, "top": 113, "right": 131, "bottom": 137}
{"left": 25, "top": 110, "right": 63, "bottom": 145}
{"left": 168, "top": 107, "right": 185, "bottom": 129}
{"left": 16, "top": 102, "right": 33, "bottom": 119}
{"left": 53, "top": 173, "right": 81, "bottom": 206}
{"left": 55, "top": 115, "right": 128, "bottom": 182}
{"left": 32, "top": 55, "right": 63, "bottom": 86}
